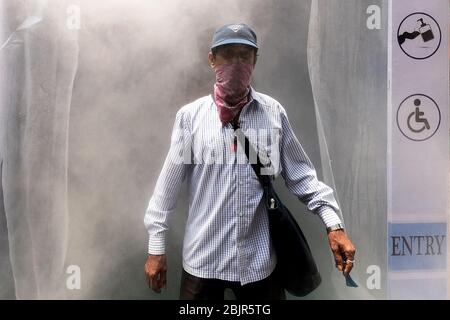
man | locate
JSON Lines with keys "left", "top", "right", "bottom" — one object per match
{"left": 144, "top": 23, "right": 356, "bottom": 300}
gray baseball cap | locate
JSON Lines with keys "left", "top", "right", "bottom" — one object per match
{"left": 211, "top": 23, "right": 258, "bottom": 49}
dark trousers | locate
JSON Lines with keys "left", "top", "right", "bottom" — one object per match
{"left": 179, "top": 268, "right": 286, "bottom": 300}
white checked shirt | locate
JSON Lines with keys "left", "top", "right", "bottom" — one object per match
{"left": 144, "top": 88, "right": 342, "bottom": 285}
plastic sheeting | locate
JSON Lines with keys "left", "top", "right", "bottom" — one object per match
{"left": 0, "top": 0, "right": 78, "bottom": 299}
{"left": 1, "top": 0, "right": 388, "bottom": 299}
{"left": 308, "top": 0, "right": 388, "bottom": 299}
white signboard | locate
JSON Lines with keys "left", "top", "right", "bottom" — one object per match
{"left": 388, "top": 0, "right": 449, "bottom": 299}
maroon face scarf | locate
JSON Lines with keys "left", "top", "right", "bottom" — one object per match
{"left": 213, "top": 61, "right": 254, "bottom": 126}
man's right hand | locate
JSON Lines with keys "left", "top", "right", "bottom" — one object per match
{"left": 144, "top": 254, "right": 167, "bottom": 293}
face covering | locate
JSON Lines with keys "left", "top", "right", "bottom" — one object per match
{"left": 213, "top": 61, "right": 254, "bottom": 126}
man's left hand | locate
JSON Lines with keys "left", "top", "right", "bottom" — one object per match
{"left": 327, "top": 230, "right": 356, "bottom": 276}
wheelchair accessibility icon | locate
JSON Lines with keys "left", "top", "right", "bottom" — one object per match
{"left": 407, "top": 101, "right": 430, "bottom": 133}
{"left": 397, "top": 94, "right": 440, "bottom": 141}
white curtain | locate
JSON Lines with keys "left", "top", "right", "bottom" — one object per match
{"left": 308, "top": 0, "right": 388, "bottom": 299}
{"left": 0, "top": 0, "right": 78, "bottom": 299}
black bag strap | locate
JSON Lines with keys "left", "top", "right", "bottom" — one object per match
{"left": 232, "top": 122, "right": 278, "bottom": 209}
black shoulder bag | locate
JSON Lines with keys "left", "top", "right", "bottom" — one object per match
{"left": 233, "top": 126, "right": 322, "bottom": 297}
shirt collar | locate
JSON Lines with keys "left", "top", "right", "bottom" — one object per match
{"left": 249, "top": 86, "right": 263, "bottom": 106}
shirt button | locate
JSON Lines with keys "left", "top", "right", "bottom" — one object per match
{"left": 239, "top": 180, "right": 244, "bottom": 185}
{"left": 238, "top": 211, "right": 244, "bottom": 217}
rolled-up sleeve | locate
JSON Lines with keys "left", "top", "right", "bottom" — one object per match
{"left": 278, "top": 106, "right": 342, "bottom": 228}
{"left": 144, "top": 109, "right": 191, "bottom": 254}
